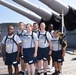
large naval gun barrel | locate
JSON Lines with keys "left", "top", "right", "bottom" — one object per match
{"left": 0, "top": 0, "right": 41, "bottom": 23}
{"left": 40, "top": 0, "right": 76, "bottom": 31}
{"left": 0, "top": 0, "right": 61, "bottom": 30}
{"left": 39, "top": 0, "right": 69, "bottom": 15}
{"left": 13, "top": 0, "right": 61, "bottom": 30}
{"left": 13, "top": 0, "right": 52, "bottom": 21}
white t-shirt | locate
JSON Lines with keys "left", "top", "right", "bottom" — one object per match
{"left": 33, "top": 29, "right": 39, "bottom": 36}
{"left": 2, "top": 34, "right": 22, "bottom": 54}
{"left": 17, "top": 30, "right": 27, "bottom": 40}
{"left": 52, "top": 37, "right": 61, "bottom": 51}
{"left": 49, "top": 30, "right": 54, "bottom": 38}
{"left": 38, "top": 31, "right": 52, "bottom": 48}
{"left": 22, "top": 32, "right": 38, "bottom": 48}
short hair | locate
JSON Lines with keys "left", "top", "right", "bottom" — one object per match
{"left": 26, "top": 23, "right": 32, "bottom": 28}
{"left": 54, "top": 30, "right": 59, "bottom": 34}
{"left": 8, "top": 25, "right": 14, "bottom": 30}
{"left": 33, "top": 22, "right": 38, "bottom": 25}
{"left": 18, "top": 22, "right": 25, "bottom": 25}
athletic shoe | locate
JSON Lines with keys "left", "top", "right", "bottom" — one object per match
{"left": 18, "top": 71, "right": 26, "bottom": 75}
{"left": 58, "top": 71, "right": 61, "bottom": 75}
{"left": 50, "top": 67, "right": 55, "bottom": 72}
{"left": 44, "top": 72, "right": 47, "bottom": 75}
{"left": 37, "top": 72, "right": 40, "bottom": 75}
{"left": 47, "top": 65, "right": 51, "bottom": 69}
{"left": 52, "top": 71, "right": 59, "bottom": 75}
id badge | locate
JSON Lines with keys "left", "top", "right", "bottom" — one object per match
{"left": 24, "top": 40, "right": 26, "bottom": 44}
{"left": 40, "top": 40, "right": 44, "bottom": 44}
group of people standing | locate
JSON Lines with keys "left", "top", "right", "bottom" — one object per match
{"left": 1, "top": 22, "right": 67, "bottom": 75}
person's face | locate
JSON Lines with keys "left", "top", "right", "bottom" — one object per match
{"left": 18, "top": 23, "right": 24, "bottom": 30}
{"left": 40, "top": 23, "right": 46, "bottom": 30}
{"left": 54, "top": 32, "right": 59, "bottom": 38}
{"left": 50, "top": 26, "right": 53, "bottom": 30}
{"left": 26, "top": 24, "right": 32, "bottom": 32}
{"left": 8, "top": 26, "right": 14, "bottom": 35}
{"left": 33, "top": 24, "right": 38, "bottom": 30}
{"left": 48, "top": 25, "right": 53, "bottom": 31}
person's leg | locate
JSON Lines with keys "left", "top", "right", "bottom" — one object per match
{"left": 26, "top": 63, "right": 31, "bottom": 75}
{"left": 43, "top": 60, "right": 48, "bottom": 72}
{"left": 53, "top": 62, "right": 58, "bottom": 71}
{"left": 37, "top": 60, "right": 41, "bottom": 72}
{"left": 20, "top": 58, "right": 26, "bottom": 71}
{"left": 48, "top": 55, "right": 50, "bottom": 66}
{"left": 8, "top": 65, "right": 12, "bottom": 75}
{"left": 52, "top": 62, "right": 59, "bottom": 75}
{"left": 30, "top": 63, "right": 35, "bottom": 75}
{"left": 57, "top": 62, "right": 62, "bottom": 74}
{"left": 14, "top": 65, "right": 19, "bottom": 75}
{"left": 43, "top": 60, "right": 48, "bottom": 75}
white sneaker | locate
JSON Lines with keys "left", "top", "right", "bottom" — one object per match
{"left": 50, "top": 67, "right": 55, "bottom": 72}
{"left": 47, "top": 65, "right": 51, "bottom": 69}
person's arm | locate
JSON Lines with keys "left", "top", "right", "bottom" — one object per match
{"left": 62, "top": 39, "right": 67, "bottom": 57}
{"left": 33, "top": 33, "right": 38, "bottom": 57}
{"left": 47, "top": 32, "right": 53, "bottom": 55}
{"left": 49, "top": 40, "right": 53, "bottom": 55}
{"left": 2, "top": 44, "right": 6, "bottom": 62}
{"left": 33, "top": 40, "right": 38, "bottom": 57}
{"left": 16, "top": 43, "right": 21, "bottom": 61}
{"left": 15, "top": 35, "right": 22, "bottom": 61}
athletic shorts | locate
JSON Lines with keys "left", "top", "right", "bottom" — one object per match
{"left": 51, "top": 50, "right": 64, "bottom": 63}
{"left": 23, "top": 48, "right": 37, "bottom": 64}
{"left": 37, "top": 47, "right": 49, "bottom": 61}
{"left": 5, "top": 52, "right": 19, "bottom": 67}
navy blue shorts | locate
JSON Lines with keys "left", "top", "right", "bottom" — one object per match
{"left": 5, "top": 52, "right": 19, "bottom": 67}
{"left": 23, "top": 48, "right": 37, "bottom": 64}
{"left": 37, "top": 47, "right": 49, "bottom": 61}
{"left": 51, "top": 50, "right": 64, "bottom": 63}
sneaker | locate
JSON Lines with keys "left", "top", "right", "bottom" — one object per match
{"left": 18, "top": 71, "right": 25, "bottom": 75}
{"left": 47, "top": 65, "right": 51, "bottom": 69}
{"left": 44, "top": 72, "right": 47, "bottom": 75}
{"left": 58, "top": 71, "right": 61, "bottom": 75}
{"left": 37, "top": 72, "right": 40, "bottom": 75}
{"left": 50, "top": 67, "right": 55, "bottom": 72}
{"left": 52, "top": 71, "right": 59, "bottom": 75}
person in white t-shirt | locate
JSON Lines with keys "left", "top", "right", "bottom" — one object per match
{"left": 37, "top": 22, "right": 52, "bottom": 75}
{"left": 47, "top": 24, "right": 55, "bottom": 72}
{"left": 17, "top": 22, "right": 27, "bottom": 75}
{"left": 2, "top": 26, "right": 22, "bottom": 75}
{"left": 22, "top": 23, "right": 38, "bottom": 75}
{"left": 33, "top": 22, "right": 39, "bottom": 35}
{"left": 51, "top": 30, "right": 67, "bottom": 75}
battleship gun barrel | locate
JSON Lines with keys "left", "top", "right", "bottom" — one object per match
{"left": 13, "top": 0, "right": 52, "bottom": 20}
{"left": 39, "top": 0, "right": 69, "bottom": 15}
{"left": 40, "top": 0, "right": 76, "bottom": 31}
{"left": 0, "top": 0, "right": 41, "bottom": 22}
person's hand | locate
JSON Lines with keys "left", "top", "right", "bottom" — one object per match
{"left": 33, "top": 52, "right": 37, "bottom": 58}
{"left": 16, "top": 55, "right": 20, "bottom": 61}
{"left": 62, "top": 50, "right": 65, "bottom": 57}
{"left": 49, "top": 50, "right": 52, "bottom": 55}
{"left": 3, "top": 57, "right": 6, "bottom": 62}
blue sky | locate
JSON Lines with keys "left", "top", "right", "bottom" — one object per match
{"left": 0, "top": 0, "right": 76, "bottom": 24}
